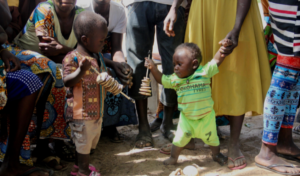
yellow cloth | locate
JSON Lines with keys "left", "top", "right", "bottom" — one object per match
{"left": 185, "top": 0, "right": 271, "bottom": 116}
{"left": 7, "top": 0, "right": 19, "bottom": 7}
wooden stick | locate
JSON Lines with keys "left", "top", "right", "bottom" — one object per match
{"left": 145, "top": 50, "right": 151, "bottom": 78}
{"left": 90, "top": 66, "right": 135, "bottom": 103}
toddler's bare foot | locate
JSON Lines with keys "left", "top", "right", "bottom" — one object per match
{"left": 163, "top": 157, "right": 178, "bottom": 165}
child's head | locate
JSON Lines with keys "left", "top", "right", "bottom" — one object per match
{"left": 74, "top": 11, "right": 108, "bottom": 53}
{"left": 173, "top": 43, "right": 202, "bottom": 78}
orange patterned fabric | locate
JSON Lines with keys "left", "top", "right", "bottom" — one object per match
{"left": 63, "top": 51, "right": 107, "bottom": 121}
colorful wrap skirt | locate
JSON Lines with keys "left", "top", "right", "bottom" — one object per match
{"left": 0, "top": 44, "right": 70, "bottom": 166}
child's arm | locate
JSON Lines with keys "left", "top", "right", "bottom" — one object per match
{"left": 213, "top": 39, "right": 233, "bottom": 67}
{"left": 63, "top": 58, "right": 91, "bottom": 87}
{"left": 145, "top": 58, "right": 163, "bottom": 84}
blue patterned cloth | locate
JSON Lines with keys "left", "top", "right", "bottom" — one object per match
{"left": 262, "top": 65, "right": 300, "bottom": 145}
{"left": 102, "top": 53, "right": 137, "bottom": 127}
{"left": 6, "top": 70, "right": 43, "bottom": 100}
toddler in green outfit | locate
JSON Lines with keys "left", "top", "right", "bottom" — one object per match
{"left": 145, "top": 41, "right": 232, "bottom": 165}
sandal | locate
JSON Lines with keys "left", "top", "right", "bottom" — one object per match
{"left": 277, "top": 153, "right": 300, "bottom": 163}
{"left": 77, "top": 171, "right": 101, "bottom": 176}
{"left": 293, "top": 125, "right": 300, "bottom": 135}
{"left": 135, "top": 133, "right": 153, "bottom": 148}
{"left": 109, "top": 132, "right": 124, "bottom": 143}
{"left": 160, "top": 144, "right": 172, "bottom": 155}
{"left": 43, "top": 156, "right": 67, "bottom": 171}
{"left": 212, "top": 153, "right": 228, "bottom": 166}
{"left": 56, "top": 144, "right": 75, "bottom": 162}
{"left": 228, "top": 156, "right": 247, "bottom": 170}
{"left": 149, "top": 118, "right": 162, "bottom": 132}
{"left": 256, "top": 163, "right": 300, "bottom": 175}
{"left": 70, "top": 164, "right": 99, "bottom": 176}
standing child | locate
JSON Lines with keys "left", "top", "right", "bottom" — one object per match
{"left": 62, "top": 11, "right": 108, "bottom": 176}
{"left": 145, "top": 41, "right": 232, "bottom": 165}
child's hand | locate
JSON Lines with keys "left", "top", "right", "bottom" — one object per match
{"left": 144, "top": 57, "right": 155, "bottom": 70}
{"left": 79, "top": 58, "right": 91, "bottom": 72}
{"left": 218, "top": 39, "right": 233, "bottom": 57}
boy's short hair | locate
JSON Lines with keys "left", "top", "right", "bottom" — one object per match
{"left": 175, "top": 43, "right": 202, "bottom": 64}
{"left": 74, "top": 11, "right": 107, "bottom": 44}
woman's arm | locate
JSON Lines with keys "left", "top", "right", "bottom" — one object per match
{"left": 111, "top": 33, "right": 125, "bottom": 63}
{"left": 0, "top": 0, "right": 12, "bottom": 29}
{"left": 219, "top": 0, "right": 252, "bottom": 55}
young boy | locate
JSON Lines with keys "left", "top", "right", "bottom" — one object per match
{"left": 62, "top": 11, "right": 108, "bottom": 176}
{"left": 145, "top": 41, "right": 232, "bottom": 166}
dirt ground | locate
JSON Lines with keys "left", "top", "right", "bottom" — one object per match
{"left": 54, "top": 113, "right": 300, "bottom": 176}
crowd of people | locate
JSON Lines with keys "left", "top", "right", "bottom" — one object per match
{"left": 0, "top": 0, "right": 300, "bottom": 175}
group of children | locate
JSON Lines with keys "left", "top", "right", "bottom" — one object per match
{"left": 65, "top": 11, "right": 233, "bottom": 175}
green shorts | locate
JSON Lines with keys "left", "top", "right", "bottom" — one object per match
{"left": 173, "top": 110, "right": 219, "bottom": 147}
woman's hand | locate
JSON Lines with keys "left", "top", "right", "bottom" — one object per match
{"left": 163, "top": 7, "right": 177, "bottom": 37}
{"left": 38, "top": 36, "right": 64, "bottom": 56}
{"left": 111, "top": 62, "right": 133, "bottom": 88}
{"left": 218, "top": 29, "right": 240, "bottom": 57}
{"left": 0, "top": 49, "right": 21, "bottom": 72}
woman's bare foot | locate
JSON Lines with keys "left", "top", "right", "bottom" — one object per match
{"left": 255, "top": 153, "right": 300, "bottom": 174}
{"left": 163, "top": 157, "right": 178, "bottom": 165}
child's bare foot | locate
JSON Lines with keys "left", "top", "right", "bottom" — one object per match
{"left": 163, "top": 157, "right": 178, "bottom": 165}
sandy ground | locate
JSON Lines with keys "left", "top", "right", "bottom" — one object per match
{"left": 54, "top": 2, "right": 280, "bottom": 176}
{"left": 53, "top": 113, "right": 300, "bottom": 176}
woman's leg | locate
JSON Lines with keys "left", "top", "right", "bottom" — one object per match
{"left": 227, "top": 114, "right": 246, "bottom": 168}
{"left": 255, "top": 64, "right": 300, "bottom": 174}
{"left": 0, "top": 92, "right": 50, "bottom": 176}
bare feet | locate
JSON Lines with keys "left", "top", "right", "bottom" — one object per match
{"left": 227, "top": 143, "right": 246, "bottom": 168}
{"left": 135, "top": 131, "right": 153, "bottom": 148}
{"left": 255, "top": 153, "right": 300, "bottom": 174}
{"left": 163, "top": 157, "right": 178, "bottom": 165}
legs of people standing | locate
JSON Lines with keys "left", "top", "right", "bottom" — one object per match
{"left": 255, "top": 62, "right": 300, "bottom": 174}
{"left": 227, "top": 115, "right": 246, "bottom": 169}
{"left": 126, "top": 2, "right": 156, "bottom": 148}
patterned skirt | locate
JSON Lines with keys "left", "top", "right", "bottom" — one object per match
{"left": 0, "top": 44, "right": 70, "bottom": 166}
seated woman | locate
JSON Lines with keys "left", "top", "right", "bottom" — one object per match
{"left": 76, "top": 0, "right": 136, "bottom": 143}
{"left": 2, "top": 0, "right": 132, "bottom": 168}
{"left": 0, "top": 8, "right": 51, "bottom": 176}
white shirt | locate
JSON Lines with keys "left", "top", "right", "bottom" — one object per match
{"left": 76, "top": 0, "right": 127, "bottom": 33}
{"left": 121, "top": 0, "right": 187, "bottom": 8}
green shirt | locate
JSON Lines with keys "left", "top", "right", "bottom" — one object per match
{"left": 162, "top": 60, "right": 219, "bottom": 120}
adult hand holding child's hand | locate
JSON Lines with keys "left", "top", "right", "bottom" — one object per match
{"left": 218, "top": 39, "right": 234, "bottom": 57}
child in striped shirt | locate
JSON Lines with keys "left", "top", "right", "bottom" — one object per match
{"left": 145, "top": 41, "right": 232, "bottom": 166}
